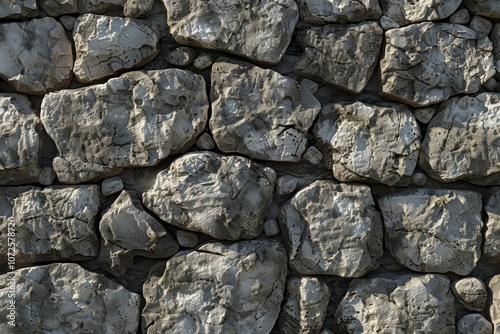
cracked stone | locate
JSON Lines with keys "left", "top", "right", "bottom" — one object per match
{"left": 489, "top": 275, "right": 500, "bottom": 333}
{"left": 0, "top": 0, "right": 37, "bottom": 19}
{"left": 483, "top": 189, "right": 500, "bottom": 263}
{"left": 124, "top": 0, "right": 154, "bottom": 17}
{"left": 165, "top": 46, "right": 195, "bottom": 67}
{"left": 457, "top": 314, "right": 493, "bottom": 334}
{"left": 466, "top": 0, "right": 500, "bottom": 20}
{"left": 452, "top": 277, "right": 487, "bottom": 311}
{"left": 42, "top": 0, "right": 124, "bottom": 16}
{"left": 380, "top": 0, "right": 461, "bottom": 26}
{"left": 297, "top": 0, "right": 381, "bottom": 24}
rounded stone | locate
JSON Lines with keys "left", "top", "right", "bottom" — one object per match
{"left": 165, "top": 46, "right": 196, "bottom": 67}
{"left": 457, "top": 314, "right": 492, "bottom": 334}
{"left": 452, "top": 277, "right": 487, "bottom": 311}
{"left": 412, "top": 172, "right": 427, "bottom": 186}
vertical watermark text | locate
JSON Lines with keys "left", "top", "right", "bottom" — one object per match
{"left": 6, "top": 216, "right": 16, "bottom": 327}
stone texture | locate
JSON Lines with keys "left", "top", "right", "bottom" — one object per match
{"left": 0, "top": 94, "right": 42, "bottom": 185}
{"left": 412, "top": 172, "right": 427, "bottom": 186}
{"left": 380, "top": 22, "right": 495, "bottom": 107}
{"left": 378, "top": 189, "right": 483, "bottom": 275}
{"left": 489, "top": 274, "right": 500, "bottom": 333}
{"left": 491, "top": 23, "right": 500, "bottom": 78}
{"left": 466, "top": 0, "right": 500, "bottom": 20}
{"left": 0, "top": 0, "right": 37, "bottom": 19}
{"left": 379, "top": 15, "right": 400, "bottom": 30}
{"left": 264, "top": 219, "right": 280, "bottom": 237}
{"left": 42, "top": 0, "right": 124, "bottom": 16}
{"left": 470, "top": 15, "right": 493, "bottom": 35}
{"left": 60, "top": 15, "right": 77, "bottom": 31}
{"left": 101, "top": 176, "right": 123, "bottom": 196}
{"left": 0, "top": 185, "right": 101, "bottom": 263}
{"left": 196, "top": 132, "right": 216, "bottom": 150}
{"left": 0, "top": 263, "right": 140, "bottom": 333}
{"left": 413, "top": 107, "right": 435, "bottom": 124}
{"left": 295, "top": 22, "right": 383, "bottom": 94}
{"left": 457, "top": 314, "right": 493, "bottom": 334}
{"left": 124, "top": 0, "right": 154, "bottom": 18}
{"left": 452, "top": 277, "right": 487, "bottom": 311}
{"left": 210, "top": 59, "right": 321, "bottom": 162}
{"left": 163, "top": 0, "right": 298, "bottom": 64}
{"left": 302, "top": 146, "right": 323, "bottom": 165}
{"left": 98, "top": 190, "right": 179, "bottom": 276}
{"left": 380, "top": 0, "right": 461, "bottom": 26}
{"left": 0, "top": 17, "right": 73, "bottom": 95}
{"left": 484, "top": 189, "right": 500, "bottom": 263}
{"left": 166, "top": 46, "right": 195, "bottom": 67}
{"left": 41, "top": 69, "right": 208, "bottom": 184}
{"left": 314, "top": 101, "right": 420, "bottom": 186}
{"left": 279, "top": 180, "right": 383, "bottom": 277}
{"left": 38, "top": 167, "right": 57, "bottom": 186}
{"left": 450, "top": 9, "right": 471, "bottom": 24}
{"left": 419, "top": 93, "right": 500, "bottom": 185}
{"left": 193, "top": 52, "right": 213, "bottom": 70}
{"left": 142, "top": 240, "right": 287, "bottom": 333}
{"left": 176, "top": 230, "right": 198, "bottom": 248}
{"left": 334, "top": 274, "right": 455, "bottom": 333}
{"left": 143, "top": 152, "right": 275, "bottom": 240}
{"left": 297, "top": 0, "right": 381, "bottom": 24}
{"left": 73, "top": 14, "right": 159, "bottom": 83}
{"left": 301, "top": 78, "right": 319, "bottom": 95}
{"left": 485, "top": 78, "right": 498, "bottom": 91}
{"left": 277, "top": 175, "right": 297, "bottom": 195}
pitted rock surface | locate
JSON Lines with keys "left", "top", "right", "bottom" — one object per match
{"left": 380, "top": 0, "right": 462, "bottom": 26}
{"left": 489, "top": 275, "right": 500, "bottom": 334}
{"left": 452, "top": 277, "right": 487, "bottom": 311}
{"left": 41, "top": 69, "right": 208, "bottom": 184}
{"left": 484, "top": 188, "right": 500, "bottom": 262}
{"left": 380, "top": 22, "right": 495, "bottom": 107}
{"left": 457, "top": 314, "right": 493, "bottom": 334}
{"left": 210, "top": 59, "right": 321, "bottom": 162}
{"left": 42, "top": 0, "right": 124, "bottom": 16}
{"left": 297, "top": 0, "right": 381, "bottom": 24}
{"left": 0, "top": 0, "right": 37, "bottom": 19}
{"left": 466, "top": 0, "right": 500, "bottom": 19}
{"left": 314, "top": 101, "right": 420, "bottom": 186}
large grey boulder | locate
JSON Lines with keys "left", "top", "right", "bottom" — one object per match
{"left": 484, "top": 188, "right": 500, "bottom": 262}
{"left": 142, "top": 240, "right": 287, "bottom": 334}
{"left": 297, "top": 0, "right": 381, "bottom": 24}
{"left": 0, "top": 0, "right": 37, "bottom": 19}
{"left": 380, "top": 0, "right": 461, "bottom": 26}
{"left": 42, "top": 0, "right": 124, "bottom": 16}
{"left": 466, "top": 0, "right": 500, "bottom": 20}
{"left": 41, "top": 69, "right": 208, "bottom": 184}
{"left": 210, "top": 59, "right": 321, "bottom": 162}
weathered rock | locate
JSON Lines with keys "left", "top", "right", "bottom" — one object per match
{"left": 73, "top": 14, "right": 159, "bottom": 83}
{"left": 0, "top": 185, "right": 101, "bottom": 263}
{"left": 485, "top": 78, "right": 498, "bottom": 91}
{"left": 277, "top": 175, "right": 298, "bottom": 195}
{"left": 0, "top": 18, "right": 73, "bottom": 95}
{"left": 264, "top": 219, "right": 280, "bottom": 237}
{"left": 163, "top": 0, "right": 298, "bottom": 64}
{"left": 42, "top": 0, "right": 124, "bottom": 16}
{"left": 470, "top": 15, "right": 493, "bottom": 35}
{"left": 302, "top": 146, "right": 323, "bottom": 165}
{"left": 193, "top": 52, "right": 213, "bottom": 70}
{"left": 38, "top": 167, "right": 57, "bottom": 186}
{"left": 297, "top": 0, "right": 381, "bottom": 24}
{"left": 301, "top": 78, "right": 319, "bottom": 95}
{"left": 419, "top": 93, "right": 500, "bottom": 185}
{"left": 0, "top": 94, "right": 42, "bottom": 185}
{"left": 142, "top": 240, "right": 287, "bottom": 333}
{"left": 489, "top": 275, "right": 500, "bottom": 333}
{"left": 295, "top": 22, "right": 383, "bottom": 94}
{"left": 466, "top": 0, "right": 500, "bottom": 20}
{"left": 165, "top": 46, "right": 195, "bottom": 67}
{"left": 210, "top": 59, "right": 321, "bottom": 162}
{"left": 0, "top": 263, "right": 140, "bottom": 333}
{"left": 457, "top": 314, "right": 493, "bottom": 334}
{"left": 278, "top": 277, "right": 330, "bottom": 334}
{"left": 484, "top": 189, "right": 500, "bottom": 263}
{"left": 380, "top": 0, "right": 461, "bottom": 26}
{"left": 0, "top": 0, "right": 37, "bottom": 19}
{"left": 176, "top": 230, "right": 198, "bottom": 248}
{"left": 491, "top": 23, "right": 500, "bottom": 78}
{"left": 380, "top": 22, "right": 495, "bottom": 107}
{"left": 60, "top": 15, "right": 77, "bottom": 31}
{"left": 143, "top": 152, "right": 275, "bottom": 240}
{"left": 279, "top": 180, "right": 383, "bottom": 277}
{"left": 378, "top": 189, "right": 483, "bottom": 275}
{"left": 334, "top": 274, "right": 455, "bottom": 333}
{"left": 101, "top": 176, "right": 123, "bottom": 196}
{"left": 124, "top": 0, "right": 154, "bottom": 17}
{"left": 412, "top": 172, "right": 427, "bottom": 186}
{"left": 452, "top": 277, "right": 487, "bottom": 311}
{"left": 450, "top": 8, "right": 471, "bottom": 24}
{"left": 41, "top": 69, "right": 208, "bottom": 184}
{"left": 413, "top": 107, "right": 435, "bottom": 124}
{"left": 314, "top": 101, "right": 420, "bottom": 186}
{"left": 196, "top": 132, "right": 216, "bottom": 150}
{"left": 379, "top": 15, "right": 400, "bottom": 30}
{"left": 98, "top": 190, "right": 179, "bottom": 276}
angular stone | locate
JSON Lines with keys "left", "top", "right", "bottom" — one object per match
{"left": 491, "top": 23, "right": 500, "bottom": 78}
{"left": 297, "top": 0, "right": 381, "bottom": 24}
{"left": 0, "top": 263, "right": 140, "bottom": 333}
{"left": 60, "top": 15, "right": 77, "bottom": 30}
{"left": 301, "top": 78, "right": 319, "bottom": 94}
{"left": 302, "top": 146, "right": 323, "bottom": 165}
{"left": 143, "top": 152, "right": 275, "bottom": 240}
{"left": 196, "top": 132, "right": 216, "bottom": 150}
{"left": 457, "top": 314, "right": 493, "bottom": 334}
{"left": 279, "top": 180, "right": 383, "bottom": 277}
{"left": 210, "top": 59, "right": 321, "bottom": 162}
{"left": 452, "top": 277, "right": 487, "bottom": 311}
{"left": 314, "top": 101, "right": 420, "bottom": 186}
{"left": 163, "top": 0, "right": 298, "bottom": 64}
{"left": 379, "top": 15, "right": 400, "bottom": 30}
{"left": 466, "top": 0, "right": 500, "bottom": 20}
{"left": 278, "top": 277, "right": 330, "bottom": 334}
{"left": 42, "top": 0, "right": 123, "bottom": 16}
{"left": 73, "top": 14, "right": 159, "bottom": 83}
{"left": 0, "top": 185, "right": 101, "bottom": 263}
{"left": 176, "top": 230, "right": 198, "bottom": 248}
{"left": 98, "top": 190, "right": 179, "bottom": 276}
{"left": 380, "top": 0, "right": 461, "bottom": 26}
{"left": 41, "top": 69, "right": 208, "bottom": 184}
{"left": 264, "top": 219, "right": 280, "bottom": 237}
{"left": 101, "top": 176, "right": 123, "bottom": 196}
{"left": 484, "top": 189, "right": 500, "bottom": 263}
{"left": 0, "top": 94, "right": 42, "bottom": 185}
{"left": 334, "top": 274, "right": 455, "bottom": 333}
{"left": 489, "top": 275, "right": 500, "bottom": 333}
{"left": 419, "top": 93, "right": 500, "bottom": 184}
{"left": 193, "top": 52, "right": 213, "bottom": 70}
{"left": 378, "top": 189, "right": 483, "bottom": 275}
{"left": 413, "top": 106, "right": 435, "bottom": 124}
{"left": 0, "top": 0, "right": 37, "bottom": 19}
{"left": 142, "top": 240, "right": 287, "bottom": 333}
{"left": 470, "top": 15, "right": 493, "bottom": 35}
{"left": 165, "top": 46, "right": 195, "bottom": 67}
{"left": 38, "top": 167, "right": 57, "bottom": 186}
{"left": 0, "top": 18, "right": 73, "bottom": 95}
{"left": 450, "top": 8, "right": 471, "bottom": 24}
{"left": 124, "top": 0, "right": 154, "bottom": 17}
{"left": 277, "top": 175, "right": 298, "bottom": 195}
{"left": 295, "top": 22, "right": 383, "bottom": 94}
{"left": 380, "top": 22, "right": 495, "bottom": 107}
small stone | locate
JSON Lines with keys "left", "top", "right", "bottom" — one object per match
{"left": 0, "top": 0, "right": 38, "bottom": 19}
{"left": 276, "top": 175, "right": 298, "bottom": 195}
{"left": 263, "top": 167, "right": 277, "bottom": 185}
{"left": 196, "top": 132, "right": 216, "bottom": 150}
{"left": 380, "top": 0, "right": 461, "bottom": 26}
{"left": 452, "top": 277, "right": 487, "bottom": 311}
{"left": 165, "top": 46, "right": 196, "bottom": 67}
{"left": 412, "top": 172, "right": 427, "bottom": 186}
{"left": 457, "top": 314, "right": 493, "bottom": 334}
{"left": 449, "top": 9, "right": 471, "bottom": 24}
{"left": 264, "top": 219, "right": 280, "bottom": 237}
{"left": 124, "top": 0, "right": 154, "bottom": 17}
{"left": 303, "top": 146, "right": 323, "bottom": 165}
{"left": 176, "top": 230, "right": 199, "bottom": 248}
{"left": 301, "top": 78, "right": 319, "bottom": 94}
{"left": 193, "top": 52, "right": 213, "bottom": 70}
{"left": 485, "top": 78, "right": 498, "bottom": 91}
{"left": 39, "top": 167, "right": 57, "bottom": 186}
{"left": 413, "top": 107, "right": 436, "bottom": 124}
{"left": 380, "top": 15, "right": 400, "bottom": 30}
{"left": 59, "top": 15, "right": 76, "bottom": 30}
{"left": 470, "top": 15, "right": 493, "bottom": 35}
{"left": 101, "top": 177, "right": 124, "bottom": 197}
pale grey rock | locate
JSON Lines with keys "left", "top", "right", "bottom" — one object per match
{"left": 41, "top": 69, "right": 208, "bottom": 184}
{"left": 419, "top": 93, "right": 500, "bottom": 184}
{"left": 278, "top": 277, "right": 330, "bottom": 334}
{"left": 210, "top": 59, "right": 321, "bottom": 162}
{"left": 264, "top": 219, "right": 280, "bottom": 237}
{"left": 0, "top": 94, "right": 42, "bottom": 185}
{"left": 380, "top": 22, "right": 495, "bottom": 107}
{"left": 101, "top": 176, "right": 123, "bottom": 196}
{"left": 142, "top": 240, "right": 287, "bottom": 333}
{"left": 277, "top": 175, "right": 298, "bottom": 195}
{"left": 0, "top": 0, "right": 37, "bottom": 19}
{"left": 301, "top": 78, "right": 319, "bottom": 95}
{"left": 142, "top": 152, "right": 275, "bottom": 240}
{"left": 380, "top": 0, "right": 461, "bottom": 26}
{"left": 42, "top": 0, "right": 124, "bottom": 16}
{"left": 489, "top": 275, "right": 500, "bottom": 333}
{"left": 279, "top": 180, "right": 383, "bottom": 277}
{"left": 124, "top": 0, "right": 154, "bottom": 17}
{"left": 485, "top": 78, "right": 498, "bottom": 91}
{"left": 38, "top": 167, "right": 57, "bottom": 186}
{"left": 163, "top": 0, "right": 298, "bottom": 64}
{"left": 0, "top": 185, "right": 101, "bottom": 263}
{"left": 452, "top": 277, "right": 487, "bottom": 311}
{"left": 484, "top": 189, "right": 500, "bottom": 263}
{"left": 457, "top": 314, "right": 493, "bottom": 334}
{"left": 302, "top": 146, "right": 323, "bottom": 165}
{"left": 378, "top": 189, "right": 483, "bottom": 275}
{"left": 491, "top": 23, "right": 500, "bottom": 78}
{"left": 314, "top": 101, "right": 420, "bottom": 186}
{"left": 334, "top": 274, "right": 455, "bottom": 333}
{"left": 0, "top": 263, "right": 140, "bottom": 333}
{"left": 196, "top": 132, "right": 216, "bottom": 150}
{"left": 193, "top": 52, "right": 213, "bottom": 70}
{"left": 98, "top": 190, "right": 179, "bottom": 276}
{"left": 450, "top": 8, "right": 471, "bottom": 24}
{"left": 379, "top": 15, "right": 400, "bottom": 30}
{"left": 413, "top": 107, "right": 436, "bottom": 124}
{"left": 165, "top": 46, "right": 195, "bottom": 67}
{"left": 412, "top": 172, "right": 427, "bottom": 186}
{"left": 466, "top": 0, "right": 500, "bottom": 20}
{"left": 176, "top": 230, "right": 198, "bottom": 248}
{"left": 0, "top": 18, "right": 73, "bottom": 95}
{"left": 470, "top": 15, "right": 493, "bottom": 35}
{"left": 73, "top": 14, "right": 159, "bottom": 83}
{"left": 60, "top": 15, "right": 77, "bottom": 31}
{"left": 297, "top": 0, "right": 381, "bottom": 24}
{"left": 295, "top": 22, "right": 383, "bottom": 94}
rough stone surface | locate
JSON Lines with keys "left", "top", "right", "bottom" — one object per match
{"left": 279, "top": 180, "right": 383, "bottom": 277}
{"left": 379, "top": 15, "right": 400, "bottom": 30}
{"left": 196, "top": 132, "right": 216, "bottom": 150}
{"left": 484, "top": 189, "right": 500, "bottom": 263}
{"left": 485, "top": 78, "right": 498, "bottom": 91}
{"left": 301, "top": 78, "right": 319, "bottom": 95}
{"left": 38, "top": 167, "right": 57, "bottom": 186}
{"left": 489, "top": 275, "right": 500, "bottom": 333}
{"left": 210, "top": 59, "right": 321, "bottom": 162}
{"left": 419, "top": 93, "right": 500, "bottom": 185}
{"left": 491, "top": 23, "right": 500, "bottom": 79}
{"left": 452, "top": 277, "right": 487, "bottom": 311}
{"left": 42, "top": 0, "right": 124, "bottom": 16}
{"left": 466, "top": 0, "right": 500, "bottom": 20}
{"left": 73, "top": 14, "right": 159, "bottom": 83}
{"left": 0, "top": 263, "right": 140, "bottom": 333}
{"left": 302, "top": 146, "right": 323, "bottom": 165}
{"left": 0, "top": 0, "right": 37, "bottom": 19}
{"left": 297, "top": 0, "right": 381, "bottom": 24}
{"left": 124, "top": 0, "right": 154, "bottom": 18}
{"left": 314, "top": 101, "right": 420, "bottom": 186}
{"left": 0, "top": 17, "right": 73, "bottom": 95}
{"left": 380, "top": 0, "right": 461, "bottom": 26}
{"left": 264, "top": 219, "right": 280, "bottom": 237}
{"left": 295, "top": 22, "right": 383, "bottom": 94}
{"left": 143, "top": 152, "right": 275, "bottom": 240}
{"left": 380, "top": 22, "right": 495, "bottom": 107}
{"left": 277, "top": 175, "right": 298, "bottom": 195}
{"left": 193, "top": 52, "right": 213, "bottom": 70}
{"left": 457, "top": 314, "right": 493, "bottom": 334}
{"left": 101, "top": 176, "right": 123, "bottom": 196}
{"left": 413, "top": 107, "right": 435, "bottom": 124}
{"left": 165, "top": 46, "right": 195, "bottom": 67}
{"left": 142, "top": 240, "right": 287, "bottom": 333}
{"left": 378, "top": 189, "right": 483, "bottom": 275}
{"left": 176, "top": 230, "right": 198, "bottom": 248}
{"left": 450, "top": 8, "right": 471, "bottom": 24}
{"left": 41, "top": 69, "right": 208, "bottom": 184}
{"left": 334, "top": 274, "right": 455, "bottom": 333}
{"left": 0, "top": 185, "right": 101, "bottom": 263}
{"left": 412, "top": 172, "right": 427, "bottom": 186}
{"left": 470, "top": 15, "right": 493, "bottom": 36}
{"left": 163, "top": 0, "right": 298, "bottom": 64}
{"left": 60, "top": 15, "right": 77, "bottom": 30}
